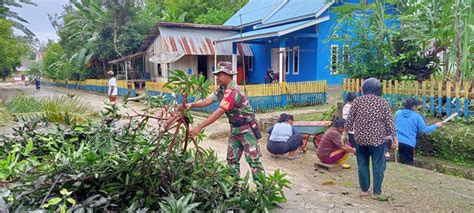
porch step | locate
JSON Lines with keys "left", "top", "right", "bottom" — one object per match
{"left": 315, "top": 160, "right": 342, "bottom": 172}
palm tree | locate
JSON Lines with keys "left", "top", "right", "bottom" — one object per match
{"left": 0, "top": 0, "right": 37, "bottom": 37}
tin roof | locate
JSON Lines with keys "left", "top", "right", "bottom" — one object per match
{"left": 157, "top": 26, "right": 252, "bottom": 56}
{"left": 110, "top": 22, "right": 253, "bottom": 64}
{"left": 262, "top": 0, "right": 330, "bottom": 27}
{"left": 225, "top": 0, "right": 332, "bottom": 28}
{"left": 138, "top": 22, "right": 237, "bottom": 52}
{"left": 224, "top": 0, "right": 284, "bottom": 26}
{"left": 218, "top": 18, "right": 329, "bottom": 43}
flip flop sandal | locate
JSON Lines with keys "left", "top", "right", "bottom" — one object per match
{"left": 359, "top": 192, "right": 370, "bottom": 198}
{"left": 287, "top": 155, "right": 298, "bottom": 160}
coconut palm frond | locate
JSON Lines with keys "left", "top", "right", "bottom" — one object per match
{"left": 6, "top": 96, "right": 46, "bottom": 122}
{"left": 0, "top": 107, "right": 13, "bottom": 125}
{"left": 4, "top": 96, "right": 96, "bottom": 125}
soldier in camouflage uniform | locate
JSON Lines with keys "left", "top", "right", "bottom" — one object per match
{"left": 188, "top": 62, "right": 264, "bottom": 179}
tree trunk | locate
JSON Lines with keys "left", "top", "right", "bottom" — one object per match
{"left": 113, "top": 15, "right": 123, "bottom": 59}
{"left": 102, "top": 60, "right": 107, "bottom": 78}
{"left": 454, "top": 0, "right": 462, "bottom": 83}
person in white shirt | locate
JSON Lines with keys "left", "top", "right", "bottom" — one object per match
{"left": 266, "top": 113, "right": 303, "bottom": 160}
{"left": 343, "top": 92, "right": 356, "bottom": 147}
{"left": 107, "top": 71, "right": 118, "bottom": 104}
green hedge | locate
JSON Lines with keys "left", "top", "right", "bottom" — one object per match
{"left": 417, "top": 117, "right": 474, "bottom": 167}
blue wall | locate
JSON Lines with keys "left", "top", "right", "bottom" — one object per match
{"left": 241, "top": 0, "right": 397, "bottom": 85}
{"left": 247, "top": 27, "right": 321, "bottom": 84}
{"left": 247, "top": 43, "right": 271, "bottom": 83}
{"left": 247, "top": 22, "right": 344, "bottom": 85}
{"left": 315, "top": 10, "right": 346, "bottom": 85}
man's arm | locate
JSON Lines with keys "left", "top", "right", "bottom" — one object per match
{"left": 417, "top": 115, "right": 442, "bottom": 133}
{"left": 189, "top": 107, "right": 226, "bottom": 137}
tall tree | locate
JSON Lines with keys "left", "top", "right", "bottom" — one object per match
{"left": 330, "top": 0, "right": 399, "bottom": 79}
{"left": 0, "top": 18, "right": 28, "bottom": 81}
{"left": 0, "top": 0, "right": 37, "bottom": 37}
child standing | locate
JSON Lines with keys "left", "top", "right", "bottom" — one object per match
{"left": 395, "top": 98, "right": 443, "bottom": 165}
{"left": 342, "top": 92, "right": 357, "bottom": 147}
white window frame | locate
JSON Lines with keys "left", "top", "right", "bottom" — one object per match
{"left": 293, "top": 46, "right": 300, "bottom": 75}
{"left": 330, "top": 45, "right": 339, "bottom": 75}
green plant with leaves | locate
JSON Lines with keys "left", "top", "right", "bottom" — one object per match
{"left": 0, "top": 95, "right": 96, "bottom": 125}
{"left": 41, "top": 189, "right": 77, "bottom": 213}
{"left": 332, "top": 0, "right": 472, "bottom": 81}
{"left": 330, "top": 0, "right": 398, "bottom": 79}
{"left": 396, "top": 0, "right": 472, "bottom": 82}
{"left": 417, "top": 117, "right": 474, "bottom": 168}
{"left": 158, "top": 193, "right": 200, "bottom": 213}
{"left": 0, "top": 19, "right": 29, "bottom": 81}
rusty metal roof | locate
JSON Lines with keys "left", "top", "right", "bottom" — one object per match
{"left": 138, "top": 22, "right": 237, "bottom": 52}
{"left": 110, "top": 22, "right": 253, "bottom": 64}
{"left": 158, "top": 26, "right": 252, "bottom": 56}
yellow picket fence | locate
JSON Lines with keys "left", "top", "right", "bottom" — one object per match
{"left": 343, "top": 78, "right": 474, "bottom": 116}
{"left": 343, "top": 79, "right": 473, "bottom": 99}
{"left": 144, "top": 81, "right": 327, "bottom": 97}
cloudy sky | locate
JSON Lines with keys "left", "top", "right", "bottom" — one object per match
{"left": 12, "top": 0, "right": 69, "bottom": 41}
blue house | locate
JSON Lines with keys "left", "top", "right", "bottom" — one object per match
{"left": 217, "top": 0, "right": 366, "bottom": 85}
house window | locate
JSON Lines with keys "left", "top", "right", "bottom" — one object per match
{"left": 293, "top": 46, "right": 300, "bottom": 75}
{"left": 166, "top": 63, "right": 171, "bottom": 77}
{"left": 342, "top": 45, "right": 350, "bottom": 74}
{"left": 285, "top": 48, "right": 290, "bottom": 75}
{"left": 157, "top": 63, "right": 163, "bottom": 77}
{"left": 330, "top": 45, "right": 338, "bottom": 75}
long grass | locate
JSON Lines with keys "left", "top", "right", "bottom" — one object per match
{"left": 0, "top": 96, "right": 96, "bottom": 125}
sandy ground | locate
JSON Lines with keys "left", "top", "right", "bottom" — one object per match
{"left": 1, "top": 83, "right": 474, "bottom": 212}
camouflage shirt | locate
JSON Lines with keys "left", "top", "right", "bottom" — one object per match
{"left": 209, "top": 80, "right": 256, "bottom": 129}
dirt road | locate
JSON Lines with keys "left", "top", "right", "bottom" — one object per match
{"left": 1, "top": 83, "right": 473, "bottom": 212}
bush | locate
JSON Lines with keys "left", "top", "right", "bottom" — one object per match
{"left": 417, "top": 117, "right": 474, "bottom": 167}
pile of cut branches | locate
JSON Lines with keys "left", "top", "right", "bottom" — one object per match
{"left": 0, "top": 70, "right": 289, "bottom": 212}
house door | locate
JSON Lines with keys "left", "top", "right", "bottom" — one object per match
{"left": 271, "top": 48, "right": 280, "bottom": 75}
{"left": 197, "top": 56, "right": 208, "bottom": 80}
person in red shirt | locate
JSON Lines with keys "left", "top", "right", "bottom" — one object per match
{"left": 187, "top": 62, "right": 264, "bottom": 181}
{"left": 317, "top": 119, "right": 355, "bottom": 169}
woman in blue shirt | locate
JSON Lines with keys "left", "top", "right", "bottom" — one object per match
{"left": 395, "top": 98, "right": 443, "bottom": 165}
{"left": 267, "top": 113, "right": 303, "bottom": 160}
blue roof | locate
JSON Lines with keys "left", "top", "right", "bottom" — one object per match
{"left": 224, "top": 0, "right": 284, "bottom": 26}
{"left": 263, "top": 0, "right": 329, "bottom": 25}
{"left": 218, "top": 20, "right": 316, "bottom": 42}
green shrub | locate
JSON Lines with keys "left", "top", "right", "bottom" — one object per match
{"left": 417, "top": 117, "right": 474, "bottom": 167}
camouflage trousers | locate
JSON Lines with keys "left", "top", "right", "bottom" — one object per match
{"left": 227, "top": 126, "right": 265, "bottom": 180}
